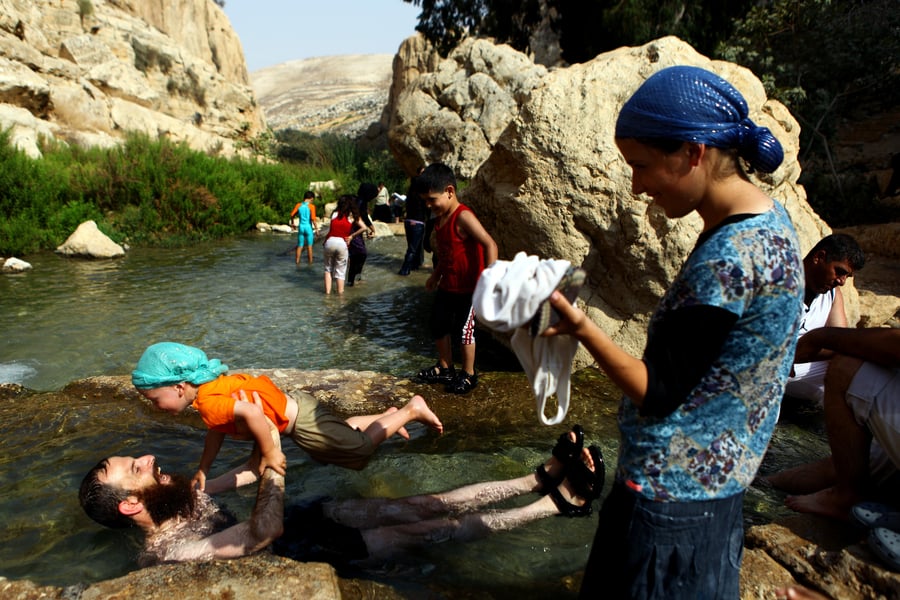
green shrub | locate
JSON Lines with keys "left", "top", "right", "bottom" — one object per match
{"left": 1, "top": 125, "right": 413, "bottom": 256}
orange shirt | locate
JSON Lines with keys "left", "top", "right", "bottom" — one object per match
{"left": 291, "top": 202, "right": 318, "bottom": 224}
{"left": 194, "top": 374, "right": 290, "bottom": 434}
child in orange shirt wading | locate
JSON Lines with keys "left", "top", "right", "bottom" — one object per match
{"left": 132, "top": 342, "right": 443, "bottom": 492}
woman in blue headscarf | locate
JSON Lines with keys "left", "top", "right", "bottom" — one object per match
{"left": 543, "top": 66, "right": 804, "bottom": 598}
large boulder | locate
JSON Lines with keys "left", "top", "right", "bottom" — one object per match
{"left": 55, "top": 220, "right": 125, "bottom": 258}
{"left": 438, "top": 36, "right": 829, "bottom": 360}
{"left": 388, "top": 37, "right": 548, "bottom": 178}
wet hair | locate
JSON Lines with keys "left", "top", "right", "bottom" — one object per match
{"left": 417, "top": 163, "right": 457, "bottom": 194}
{"left": 303, "top": 191, "right": 315, "bottom": 200}
{"left": 616, "top": 66, "right": 784, "bottom": 174}
{"left": 808, "top": 233, "right": 866, "bottom": 271}
{"left": 79, "top": 459, "right": 134, "bottom": 529}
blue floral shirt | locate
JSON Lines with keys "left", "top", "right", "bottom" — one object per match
{"left": 617, "top": 201, "right": 803, "bottom": 501}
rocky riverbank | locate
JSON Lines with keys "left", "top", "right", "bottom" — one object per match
{"left": 3, "top": 369, "right": 900, "bottom": 599}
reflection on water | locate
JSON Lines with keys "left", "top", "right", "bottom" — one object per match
{"left": 0, "top": 233, "right": 832, "bottom": 596}
{"left": 0, "top": 234, "right": 436, "bottom": 391}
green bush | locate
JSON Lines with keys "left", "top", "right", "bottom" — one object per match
{"left": 0, "top": 132, "right": 314, "bottom": 255}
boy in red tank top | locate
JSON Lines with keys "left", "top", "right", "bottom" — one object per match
{"left": 415, "top": 163, "right": 498, "bottom": 394}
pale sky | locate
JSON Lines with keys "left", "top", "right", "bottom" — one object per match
{"left": 223, "top": 0, "right": 422, "bottom": 72}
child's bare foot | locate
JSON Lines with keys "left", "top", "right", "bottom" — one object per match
{"left": 784, "top": 485, "right": 860, "bottom": 520}
{"left": 383, "top": 407, "right": 410, "bottom": 440}
{"left": 406, "top": 395, "right": 443, "bottom": 434}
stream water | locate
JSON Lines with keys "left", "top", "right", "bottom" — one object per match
{"left": 0, "top": 232, "right": 829, "bottom": 597}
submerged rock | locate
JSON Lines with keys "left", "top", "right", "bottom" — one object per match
{"left": 5, "top": 370, "right": 900, "bottom": 598}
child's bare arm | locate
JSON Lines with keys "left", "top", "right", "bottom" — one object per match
{"left": 457, "top": 210, "right": 498, "bottom": 265}
{"left": 205, "top": 391, "right": 277, "bottom": 494}
{"left": 193, "top": 430, "right": 226, "bottom": 491}
{"left": 232, "top": 399, "right": 287, "bottom": 476}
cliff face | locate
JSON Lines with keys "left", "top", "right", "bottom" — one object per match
{"left": 251, "top": 54, "right": 393, "bottom": 137}
{"left": 0, "top": 0, "right": 264, "bottom": 158}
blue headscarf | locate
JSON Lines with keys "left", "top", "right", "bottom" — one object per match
{"left": 132, "top": 342, "right": 228, "bottom": 389}
{"left": 615, "top": 66, "right": 784, "bottom": 173}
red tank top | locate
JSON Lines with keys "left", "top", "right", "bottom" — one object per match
{"left": 327, "top": 214, "right": 353, "bottom": 239}
{"left": 435, "top": 204, "right": 485, "bottom": 293}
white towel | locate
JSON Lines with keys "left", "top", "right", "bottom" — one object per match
{"left": 473, "top": 252, "right": 581, "bottom": 425}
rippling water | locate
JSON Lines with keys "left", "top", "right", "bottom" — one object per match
{"left": 0, "top": 232, "right": 830, "bottom": 596}
{"left": 0, "top": 233, "right": 602, "bottom": 597}
{"left": 1, "top": 234, "right": 438, "bottom": 391}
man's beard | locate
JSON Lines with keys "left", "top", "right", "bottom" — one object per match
{"left": 137, "top": 473, "right": 195, "bottom": 526}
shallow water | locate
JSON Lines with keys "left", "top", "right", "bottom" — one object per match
{"left": 0, "top": 234, "right": 439, "bottom": 391}
{"left": 0, "top": 233, "right": 830, "bottom": 597}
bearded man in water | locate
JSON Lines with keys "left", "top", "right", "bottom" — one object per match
{"left": 79, "top": 412, "right": 602, "bottom": 567}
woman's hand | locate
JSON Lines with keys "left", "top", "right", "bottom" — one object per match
{"left": 542, "top": 290, "right": 589, "bottom": 338}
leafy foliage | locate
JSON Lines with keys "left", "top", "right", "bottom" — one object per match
{"left": 403, "top": 0, "right": 899, "bottom": 227}
{"left": 0, "top": 126, "right": 414, "bottom": 257}
{"left": 403, "top": 0, "right": 754, "bottom": 62}
{"left": 275, "top": 129, "right": 408, "bottom": 199}
{"left": 718, "top": 0, "right": 899, "bottom": 225}
{"left": 0, "top": 132, "right": 308, "bottom": 255}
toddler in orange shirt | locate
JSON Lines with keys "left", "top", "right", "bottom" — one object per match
{"left": 132, "top": 342, "right": 443, "bottom": 492}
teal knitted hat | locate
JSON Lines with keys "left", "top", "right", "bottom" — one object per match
{"left": 132, "top": 342, "right": 227, "bottom": 389}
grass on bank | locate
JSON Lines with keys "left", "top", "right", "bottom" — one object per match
{"left": 0, "top": 130, "right": 408, "bottom": 257}
{"left": 2, "top": 121, "right": 895, "bottom": 257}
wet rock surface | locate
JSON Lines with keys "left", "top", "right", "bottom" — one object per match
{"left": 4, "top": 369, "right": 900, "bottom": 598}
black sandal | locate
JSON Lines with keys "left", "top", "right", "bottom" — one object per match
{"left": 446, "top": 370, "right": 478, "bottom": 394}
{"left": 416, "top": 363, "right": 456, "bottom": 384}
{"left": 566, "top": 445, "right": 605, "bottom": 503}
{"left": 553, "top": 424, "right": 584, "bottom": 463}
{"left": 549, "top": 484, "right": 593, "bottom": 518}
{"left": 535, "top": 425, "right": 584, "bottom": 495}
{"left": 550, "top": 445, "right": 605, "bottom": 518}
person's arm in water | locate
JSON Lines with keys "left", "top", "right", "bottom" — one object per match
{"left": 163, "top": 397, "right": 285, "bottom": 561}
{"left": 192, "top": 429, "right": 226, "bottom": 491}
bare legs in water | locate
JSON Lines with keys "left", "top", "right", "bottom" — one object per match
{"left": 323, "top": 429, "right": 600, "bottom": 561}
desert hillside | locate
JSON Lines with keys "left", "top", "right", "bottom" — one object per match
{"left": 251, "top": 54, "right": 393, "bottom": 136}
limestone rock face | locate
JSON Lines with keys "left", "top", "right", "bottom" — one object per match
{"left": 421, "top": 37, "right": 823, "bottom": 360}
{"left": 0, "top": 0, "right": 264, "bottom": 158}
{"left": 253, "top": 54, "right": 393, "bottom": 137}
{"left": 56, "top": 220, "right": 125, "bottom": 258}
{"left": 387, "top": 37, "right": 548, "bottom": 178}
